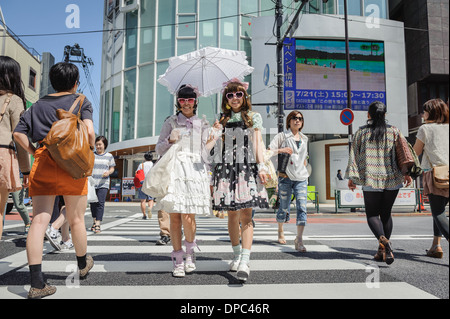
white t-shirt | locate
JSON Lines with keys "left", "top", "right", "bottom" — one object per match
{"left": 137, "top": 161, "right": 154, "bottom": 176}
{"left": 416, "top": 123, "right": 449, "bottom": 170}
{"left": 269, "top": 130, "right": 309, "bottom": 181}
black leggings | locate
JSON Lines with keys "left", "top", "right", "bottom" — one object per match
{"left": 363, "top": 190, "right": 399, "bottom": 240}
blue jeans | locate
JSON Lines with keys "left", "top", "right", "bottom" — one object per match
{"left": 277, "top": 177, "right": 308, "bottom": 226}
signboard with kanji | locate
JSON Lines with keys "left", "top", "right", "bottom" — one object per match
{"left": 284, "top": 38, "right": 387, "bottom": 111}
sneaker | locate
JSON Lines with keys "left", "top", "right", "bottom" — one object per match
{"left": 171, "top": 250, "right": 185, "bottom": 278}
{"left": 229, "top": 254, "right": 241, "bottom": 272}
{"left": 45, "top": 226, "right": 61, "bottom": 251}
{"left": 236, "top": 262, "right": 250, "bottom": 282}
{"left": 156, "top": 236, "right": 171, "bottom": 245}
{"left": 184, "top": 240, "right": 200, "bottom": 274}
{"left": 61, "top": 240, "right": 74, "bottom": 251}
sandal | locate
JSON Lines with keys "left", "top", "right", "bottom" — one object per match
{"left": 93, "top": 225, "right": 101, "bottom": 234}
{"left": 278, "top": 231, "right": 286, "bottom": 245}
{"left": 90, "top": 223, "right": 96, "bottom": 231}
{"left": 426, "top": 245, "right": 444, "bottom": 258}
{"left": 294, "top": 237, "right": 307, "bottom": 252}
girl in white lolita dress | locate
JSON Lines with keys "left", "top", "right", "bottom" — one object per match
{"left": 155, "top": 85, "right": 211, "bottom": 277}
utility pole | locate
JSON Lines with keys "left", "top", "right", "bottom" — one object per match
{"left": 343, "top": 0, "right": 353, "bottom": 147}
{"left": 275, "top": 0, "right": 284, "bottom": 133}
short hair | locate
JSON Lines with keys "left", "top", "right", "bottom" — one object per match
{"left": 144, "top": 152, "right": 152, "bottom": 161}
{"left": 95, "top": 136, "right": 108, "bottom": 149}
{"left": 49, "top": 62, "right": 80, "bottom": 92}
{"left": 286, "top": 110, "right": 304, "bottom": 131}
{"left": 423, "top": 99, "right": 449, "bottom": 124}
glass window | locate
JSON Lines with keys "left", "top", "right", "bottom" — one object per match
{"left": 198, "top": 96, "right": 218, "bottom": 125}
{"left": 178, "top": 39, "right": 197, "bottom": 55}
{"left": 338, "top": 0, "right": 362, "bottom": 16}
{"left": 261, "top": 0, "right": 274, "bottom": 16}
{"left": 241, "top": 0, "right": 258, "bottom": 15}
{"left": 140, "top": 0, "right": 156, "bottom": 63}
{"left": 158, "top": 0, "right": 176, "bottom": 59}
{"left": 309, "top": 0, "right": 320, "bottom": 14}
{"left": 104, "top": 90, "right": 110, "bottom": 140}
{"left": 178, "top": 15, "right": 197, "bottom": 37}
{"left": 179, "top": 0, "right": 196, "bottom": 13}
{"left": 156, "top": 62, "right": 174, "bottom": 134}
{"left": 111, "top": 86, "right": 121, "bottom": 144}
{"left": 323, "top": 0, "right": 336, "bottom": 14}
{"left": 137, "top": 64, "right": 154, "bottom": 138}
{"left": 364, "top": 0, "right": 387, "bottom": 19}
{"left": 125, "top": 11, "right": 138, "bottom": 68}
{"left": 220, "top": 0, "right": 238, "bottom": 50}
{"left": 122, "top": 69, "right": 137, "bottom": 141}
{"left": 199, "top": 0, "right": 218, "bottom": 47}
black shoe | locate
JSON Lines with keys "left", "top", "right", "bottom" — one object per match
{"left": 156, "top": 236, "right": 171, "bottom": 245}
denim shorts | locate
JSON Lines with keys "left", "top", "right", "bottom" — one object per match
{"left": 277, "top": 177, "right": 308, "bottom": 226}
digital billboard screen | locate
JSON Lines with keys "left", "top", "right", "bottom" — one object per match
{"left": 284, "top": 38, "right": 386, "bottom": 111}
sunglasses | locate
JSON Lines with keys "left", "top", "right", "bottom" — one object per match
{"left": 226, "top": 91, "right": 245, "bottom": 100}
{"left": 178, "top": 98, "right": 197, "bottom": 104}
{"left": 292, "top": 116, "right": 303, "bottom": 121}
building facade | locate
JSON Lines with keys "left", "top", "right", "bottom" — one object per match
{"left": 389, "top": 0, "right": 449, "bottom": 135}
{"left": 0, "top": 9, "right": 42, "bottom": 107}
{"left": 100, "top": 0, "right": 417, "bottom": 203}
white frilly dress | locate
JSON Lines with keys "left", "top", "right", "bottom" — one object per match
{"left": 156, "top": 114, "right": 211, "bottom": 215}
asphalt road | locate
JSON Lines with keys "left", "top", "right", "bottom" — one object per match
{"left": 1, "top": 203, "right": 448, "bottom": 301}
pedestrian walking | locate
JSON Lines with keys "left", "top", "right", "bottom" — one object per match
{"left": 345, "top": 101, "right": 412, "bottom": 265}
{"left": 0, "top": 56, "right": 31, "bottom": 241}
{"left": 90, "top": 136, "right": 116, "bottom": 233}
{"left": 413, "top": 98, "right": 449, "bottom": 258}
{"left": 136, "top": 152, "right": 155, "bottom": 219}
{"left": 13, "top": 62, "right": 96, "bottom": 298}
{"left": 268, "top": 111, "right": 309, "bottom": 251}
{"left": 45, "top": 196, "right": 73, "bottom": 251}
{"left": 211, "top": 79, "right": 269, "bottom": 282}
{"left": 10, "top": 186, "right": 31, "bottom": 233}
{"left": 155, "top": 85, "right": 212, "bottom": 277}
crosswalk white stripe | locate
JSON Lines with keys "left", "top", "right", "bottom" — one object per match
{"left": 0, "top": 283, "right": 438, "bottom": 299}
{"left": 55, "top": 244, "right": 336, "bottom": 254}
{"left": 17, "top": 259, "right": 367, "bottom": 273}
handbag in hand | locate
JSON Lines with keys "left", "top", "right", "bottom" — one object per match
{"left": 42, "top": 94, "right": 94, "bottom": 179}
{"left": 395, "top": 133, "right": 414, "bottom": 175}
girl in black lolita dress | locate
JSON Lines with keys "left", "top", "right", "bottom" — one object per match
{"left": 211, "top": 80, "right": 269, "bottom": 282}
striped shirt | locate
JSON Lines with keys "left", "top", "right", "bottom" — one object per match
{"left": 345, "top": 125, "right": 405, "bottom": 189}
{"left": 91, "top": 152, "right": 116, "bottom": 189}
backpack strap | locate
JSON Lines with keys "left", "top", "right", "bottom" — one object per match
{"left": 68, "top": 94, "right": 86, "bottom": 117}
{"left": 0, "top": 93, "right": 13, "bottom": 122}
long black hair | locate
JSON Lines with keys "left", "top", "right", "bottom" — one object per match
{"left": 367, "top": 101, "right": 387, "bottom": 142}
{"left": 0, "top": 56, "right": 26, "bottom": 110}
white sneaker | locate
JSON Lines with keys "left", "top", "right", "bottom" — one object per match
{"left": 171, "top": 250, "right": 185, "bottom": 278}
{"left": 229, "top": 254, "right": 241, "bottom": 272}
{"left": 236, "top": 262, "right": 250, "bottom": 282}
{"left": 45, "top": 226, "right": 61, "bottom": 251}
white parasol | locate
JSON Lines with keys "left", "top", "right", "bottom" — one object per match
{"left": 158, "top": 47, "right": 254, "bottom": 97}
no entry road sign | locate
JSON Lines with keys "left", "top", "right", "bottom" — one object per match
{"left": 340, "top": 108, "right": 354, "bottom": 126}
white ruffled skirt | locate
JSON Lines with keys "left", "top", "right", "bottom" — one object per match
{"left": 159, "top": 151, "right": 211, "bottom": 215}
